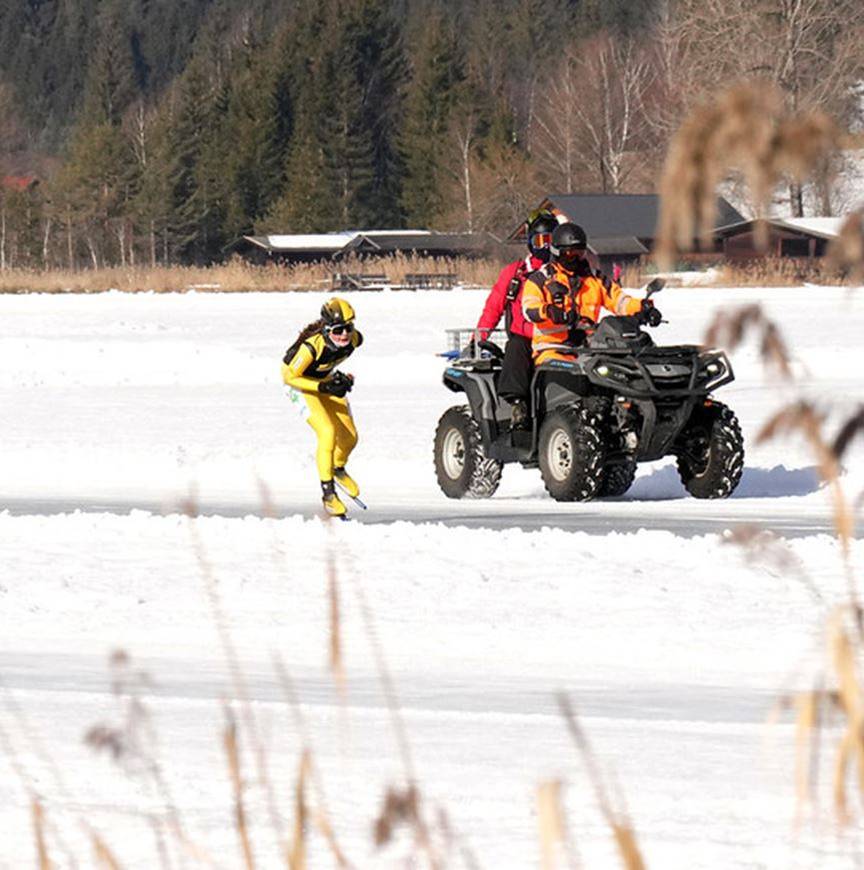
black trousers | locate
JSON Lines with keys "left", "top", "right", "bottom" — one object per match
{"left": 497, "top": 333, "right": 533, "bottom": 402}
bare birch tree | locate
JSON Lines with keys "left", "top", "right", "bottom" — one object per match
{"left": 533, "top": 35, "right": 657, "bottom": 194}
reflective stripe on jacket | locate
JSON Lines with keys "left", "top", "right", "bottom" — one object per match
{"left": 522, "top": 262, "right": 641, "bottom": 358}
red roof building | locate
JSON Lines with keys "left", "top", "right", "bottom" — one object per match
{"left": 1, "top": 174, "right": 39, "bottom": 193}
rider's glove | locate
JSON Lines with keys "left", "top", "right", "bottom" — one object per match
{"left": 547, "top": 280, "right": 568, "bottom": 304}
{"left": 639, "top": 300, "right": 662, "bottom": 327}
{"left": 546, "top": 304, "right": 571, "bottom": 325}
{"left": 319, "top": 371, "right": 353, "bottom": 397}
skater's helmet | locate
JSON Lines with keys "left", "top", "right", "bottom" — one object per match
{"left": 321, "top": 297, "right": 355, "bottom": 327}
{"left": 550, "top": 223, "right": 588, "bottom": 268}
{"left": 320, "top": 297, "right": 356, "bottom": 349}
{"left": 526, "top": 209, "right": 559, "bottom": 260}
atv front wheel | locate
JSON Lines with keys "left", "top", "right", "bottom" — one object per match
{"left": 598, "top": 459, "right": 637, "bottom": 498}
{"left": 676, "top": 402, "right": 744, "bottom": 499}
{"left": 434, "top": 405, "right": 503, "bottom": 499}
{"left": 538, "top": 403, "right": 606, "bottom": 501}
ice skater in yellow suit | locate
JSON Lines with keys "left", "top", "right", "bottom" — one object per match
{"left": 282, "top": 298, "right": 363, "bottom": 517}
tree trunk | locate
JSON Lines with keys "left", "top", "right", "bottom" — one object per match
{"left": 789, "top": 180, "right": 804, "bottom": 218}
{"left": 42, "top": 216, "right": 52, "bottom": 267}
{"left": 150, "top": 220, "right": 157, "bottom": 268}
{"left": 86, "top": 234, "right": 99, "bottom": 269}
{"left": 66, "top": 209, "right": 75, "bottom": 271}
{"left": 0, "top": 200, "right": 6, "bottom": 270}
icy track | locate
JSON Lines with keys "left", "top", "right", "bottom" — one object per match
{"left": 1, "top": 286, "right": 863, "bottom": 868}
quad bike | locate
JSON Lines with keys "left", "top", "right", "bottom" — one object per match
{"left": 433, "top": 280, "right": 745, "bottom": 501}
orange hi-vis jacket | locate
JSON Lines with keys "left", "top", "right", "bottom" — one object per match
{"left": 522, "top": 262, "right": 642, "bottom": 362}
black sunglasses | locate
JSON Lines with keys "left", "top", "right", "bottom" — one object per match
{"left": 328, "top": 323, "right": 354, "bottom": 336}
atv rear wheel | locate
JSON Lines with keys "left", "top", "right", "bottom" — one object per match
{"left": 676, "top": 402, "right": 744, "bottom": 499}
{"left": 538, "top": 402, "right": 606, "bottom": 501}
{"left": 434, "top": 405, "right": 503, "bottom": 499}
{"left": 599, "top": 459, "right": 637, "bottom": 497}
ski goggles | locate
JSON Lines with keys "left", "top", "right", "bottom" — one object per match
{"left": 531, "top": 232, "right": 553, "bottom": 249}
{"left": 327, "top": 322, "right": 354, "bottom": 336}
{"left": 556, "top": 245, "right": 586, "bottom": 263}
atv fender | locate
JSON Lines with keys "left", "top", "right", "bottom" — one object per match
{"left": 443, "top": 367, "right": 501, "bottom": 450}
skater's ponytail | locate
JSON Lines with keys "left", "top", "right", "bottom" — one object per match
{"left": 283, "top": 318, "right": 325, "bottom": 365}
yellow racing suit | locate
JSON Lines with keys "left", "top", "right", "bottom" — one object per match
{"left": 282, "top": 330, "right": 363, "bottom": 481}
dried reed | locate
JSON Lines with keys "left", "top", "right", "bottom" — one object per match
{"left": 537, "top": 779, "right": 576, "bottom": 870}
{"left": 91, "top": 833, "right": 123, "bottom": 869}
{"left": 32, "top": 798, "right": 52, "bottom": 870}
{"left": 224, "top": 706, "right": 256, "bottom": 869}
{"left": 723, "top": 525, "right": 823, "bottom": 603}
{"left": 656, "top": 81, "right": 853, "bottom": 268}
{"left": 557, "top": 694, "right": 646, "bottom": 870}
{"left": 182, "top": 491, "right": 286, "bottom": 849}
{"left": 703, "top": 304, "right": 793, "bottom": 379}
{"left": 829, "top": 210, "right": 864, "bottom": 281}
{"left": 756, "top": 402, "right": 856, "bottom": 569}
{"left": 0, "top": 253, "right": 503, "bottom": 294}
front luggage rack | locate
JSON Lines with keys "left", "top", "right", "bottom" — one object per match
{"left": 441, "top": 328, "right": 507, "bottom": 361}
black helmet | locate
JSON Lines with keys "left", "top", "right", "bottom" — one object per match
{"left": 526, "top": 209, "right": 559, "bottom": 259}
{"left": 550, "top": 223, "right": 587, "bottom": 267}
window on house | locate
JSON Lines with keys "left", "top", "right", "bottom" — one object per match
{"left": 780, "top": 238, "right": 810, "bottom": 257}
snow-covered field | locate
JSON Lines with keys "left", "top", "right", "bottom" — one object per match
{"left": 1, "top": 285, "right": 863, "bottom": 868}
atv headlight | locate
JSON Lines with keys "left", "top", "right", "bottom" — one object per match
{"left": 597, "top": 364, "right": 610, "bottom": 377}
{"left": 706, "top": 362, "right": 721, "bottom": 375}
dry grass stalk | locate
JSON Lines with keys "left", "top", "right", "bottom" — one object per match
{"left": 779, "top": 608, "right": 864, "bottom": 825}
{"left": 286, "top": 750, "right": 311, "bottom": 870}
{"left": 326, "top": 545, "right": 345, "bottom": 691}
{"left": 827, "top": 608, "right": 864, "bottom": 824}
{"left": 0, "top": 253, "right": 504, "bottom": 294}
{"left": 224, "top": 706, "right": 256, "bottom": 870}
{"left": 373, "top": 785, "right": 420, "bottom": 848}
{"left": 723, "top": 525, "right": 822, "bottom": 603}
{"left": 32, "top": 798, "right": 52, "bottom": 870}
{"left": 656, "top": 81, "right": 852, "bottom": 268}
{"left": 756, "top": 402, "right": 855, "bottom": 567}
{"left": 703, "top": 304, "right": 793, "bottom": 379}
{"left": 557, "top": 694, "right": 646, "bottom": 870}
{"left": 829, "top": 210, "right": 864, "bottom": 281}
{"left": 270, "top": 656, "right": 354, "bottom": 870}
{"left": 182, "top": 492, "right": 286, "bottom": 847}
{"left": 91, "top": 833, "right": 123, "bottom": 869}
{"left": 537, "top": 779, "right": 575, "bottom": 870}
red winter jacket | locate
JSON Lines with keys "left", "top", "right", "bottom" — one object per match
{"left": 476, "top": 255, "right": 543, "bottom": 340}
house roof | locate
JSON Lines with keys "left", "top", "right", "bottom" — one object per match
{"left": 1, "top": 174, "right": 39, "bottom": 192}
{"left": 239, "top": 230, "right": 493, "bottom": 257}
{"left": 587, "top": 236, "right": 648, "bottom": 256}
{"left": 511, "top": 194, "right": 745, "bottom": 242}
{"left": 714, "top": 216, "right": 845, "bottom": 240}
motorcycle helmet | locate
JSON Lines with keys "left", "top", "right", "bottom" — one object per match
{"left": 526, "top": 210, "right": 559, "bottom": 260}
{"left": 550, "top": 223, "right": 588, "bottom": 268}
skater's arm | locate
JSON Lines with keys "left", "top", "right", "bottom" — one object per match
{"left": 282, "top": 342, "right": 326, "bottom": 392}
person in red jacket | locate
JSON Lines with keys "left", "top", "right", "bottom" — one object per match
{"left": 475, "top": 209, "right": 562, "bottom": 427}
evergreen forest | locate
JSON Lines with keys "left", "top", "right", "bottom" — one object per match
{"left": 0, "top": 0, "right": 861, "bottom": 268}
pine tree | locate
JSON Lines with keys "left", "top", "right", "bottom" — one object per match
{"left": 399, "top": 9, "right": 466, "bottom": 226}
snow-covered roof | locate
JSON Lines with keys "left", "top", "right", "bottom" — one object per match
{"left": 251, "top": 233, "right": 356, "bottom": 252}
{"left": 239, "top": 230, "right": 493, "bottom": 257}
{"left": 777, "top": 217, "right": 845, "bottom": 238}
{"left": 244, "top": 230, "right": 435, "bottom": 252}
{"left": 714, "top": 215, "right": 846, "bottom": 239}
